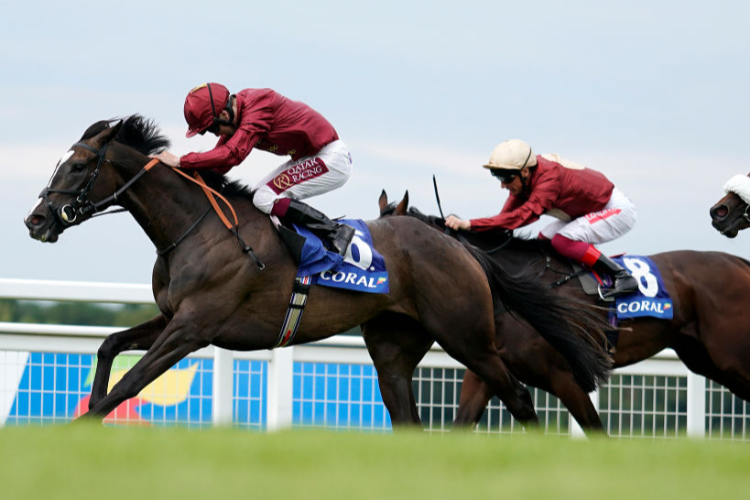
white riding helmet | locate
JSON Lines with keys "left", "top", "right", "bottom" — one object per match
{"left": 483, "top": 139, "right": 538, "bottom": 171}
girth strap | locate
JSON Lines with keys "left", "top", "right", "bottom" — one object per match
{"left": 274, "top": 276, "right": 313, "bottom": 348}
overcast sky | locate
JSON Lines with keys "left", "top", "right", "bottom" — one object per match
{"left": 3, "top": 0, "right": 749, "bottom": 284}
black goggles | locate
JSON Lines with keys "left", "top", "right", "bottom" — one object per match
{"left": 200, "top": 121, "right": 220, "bottom": 135}
{"left": 490, "top": 169, "right": 518, "bottom": 183}
{"left": 200, "top": 83, "right": 234, "bottom": 136}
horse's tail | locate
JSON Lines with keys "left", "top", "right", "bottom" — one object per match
{"left": 465, "top": 244, "right": 611, "bottom": 392}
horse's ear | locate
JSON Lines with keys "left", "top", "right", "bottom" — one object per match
{"left": 378, "top": 189, "right": 388, "bottom": 215}
{"left": 394, "top": 191, "right": 409, "bottom": 216}
{"left": 94, "top": 119, "right": 123, "bottom": 146}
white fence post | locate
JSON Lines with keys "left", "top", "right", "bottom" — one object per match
{"left": 687, "top": 371, "right": 706, "bottom": 438}
{"left": 267, "top": 346, "right": 294, "bottom": 431}
{"left": 212, "top": 347, "right": 234, "bottom": 426}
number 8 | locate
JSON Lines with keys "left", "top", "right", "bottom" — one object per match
{"left": 622, "top": 257, "right": 658, "bottom": 298}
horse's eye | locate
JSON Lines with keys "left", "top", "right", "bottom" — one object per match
{"left": 71, "top": 163, "right": 86, "bottom": 173}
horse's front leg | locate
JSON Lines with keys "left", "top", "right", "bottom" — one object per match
{"left": 454, "top": 370, "right": 495, "bottom": 426}
{"left": 89, "top": 314, "right": 168, "bottom": 410}
{"left": 82, "top": 315, "right": 211, "bottom": 421}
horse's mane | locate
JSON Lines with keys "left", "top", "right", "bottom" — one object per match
{"left": 197, "top": 172, "right": 255, "bottom": 201}
{"left": 82, "top": 115, "right": 255, "bottom": 201}
{"left": 404, "top": 206, "right": 552, "bottom": 254}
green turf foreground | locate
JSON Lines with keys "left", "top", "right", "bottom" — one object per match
{"left": 0, "top": 424, "right": 748, "bottom": 500}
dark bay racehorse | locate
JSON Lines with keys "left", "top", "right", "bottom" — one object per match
{"left": 23, "top": 116, "right": 611, "bottom": 427}
{"left": 380, "top": 190, "right": 750, "bottom": 432}
{"left": 710, "top": 172, "right": 750, "bottom": 237}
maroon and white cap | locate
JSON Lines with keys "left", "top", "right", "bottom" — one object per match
{"left": 183, "top": 83, "right": 230, "bottom": 138}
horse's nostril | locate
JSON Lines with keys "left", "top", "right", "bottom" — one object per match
{"left": 710, "top": 205, "right": 729, "bottom": 220}
{"left": 25, "top": 214, "right": 45, "bottom": 229}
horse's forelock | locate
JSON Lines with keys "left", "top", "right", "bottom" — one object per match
{"left": 380, "top": 202, "right": 399, "bottom": 216}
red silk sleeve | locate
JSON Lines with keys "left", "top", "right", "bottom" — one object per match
{"left": 470, "top": 169, "right": 562, "bottom": 231}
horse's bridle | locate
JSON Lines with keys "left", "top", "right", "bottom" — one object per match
{"left": 40, "top": 141, "right": 112, "bottom": 226}
{"left": 740, "top": 202, "right": 750, "bottom": 224}
{"left": 39, "top": 140, "right": 158, "bottom": 228}
{"left": 37, "top": 138, "right": 265, "bottom": 268}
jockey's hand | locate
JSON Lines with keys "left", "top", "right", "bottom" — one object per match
{"left": 150, "top": 151, "right": 180, "bottom": 168}
{"left": 445, "top": 215, "right": 471, "bottom": 231}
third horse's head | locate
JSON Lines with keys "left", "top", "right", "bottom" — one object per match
{"left": 710, "top": 173, "right": 750, "bottom": 238}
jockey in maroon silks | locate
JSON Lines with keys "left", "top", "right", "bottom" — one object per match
{"left": 153, "top": 83, "right": 354, "bottom": 255}
{"left": 445, "top": 139, "right": 638, "bottom": 299}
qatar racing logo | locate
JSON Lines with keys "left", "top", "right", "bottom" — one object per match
{"left": 272, "top": 173, "right": 293, "bottom": 191}
{"left": 267, "top": 157, "right": 329, "bottom": 194}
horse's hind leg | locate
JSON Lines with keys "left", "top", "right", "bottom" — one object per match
{"left": 362, "top": 313, "right": 434, "bottom": 428}
{"left": 89, "top": 314, "right": 168, "bottom": 410}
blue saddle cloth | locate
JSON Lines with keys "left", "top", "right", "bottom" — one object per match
{"left": 611, "top": 255, "right": 673, "bottom": 320}
{"left": 294, "top": 219, "right": 389, "bottom": 294}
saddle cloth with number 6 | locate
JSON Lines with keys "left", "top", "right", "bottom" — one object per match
{"left": 294, "top": 219, "right": 389, "bottom": 294}
{"left": 611, "top": 255, "right": 673, "bottom": 320}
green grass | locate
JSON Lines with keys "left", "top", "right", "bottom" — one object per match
{"left": 1, "top": 424, "right": 749, "bottom": 500}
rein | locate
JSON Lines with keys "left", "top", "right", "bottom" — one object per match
{"left": 168, "top": 168, "right": 265, "bottom": 269}
{"left": 40, "top": 141, "right": 265, "bottom": 269}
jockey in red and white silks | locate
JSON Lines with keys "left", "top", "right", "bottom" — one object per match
{"left": 445, "top": 139, "right": 638, "bottom": 299}
{"left": 536, "top": 186, "right": 636, "bottom": 246}
{"left": 152, "top": 83, "right": 354, "bottom": 255}
{"left": 252, "top": 139, "right": 352, "bottom": 215}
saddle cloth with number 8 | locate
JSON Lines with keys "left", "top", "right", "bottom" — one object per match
{"left": 612, "top": 255, "right": 673, "bottom": 320}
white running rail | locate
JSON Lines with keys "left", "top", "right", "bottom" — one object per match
{"left": 0, "top": 278, "right": 722, "bottom": 437}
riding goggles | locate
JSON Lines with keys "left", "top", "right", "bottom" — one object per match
{"left": 490, "top": 169, "right": 517, "bottom": 184}
{"left": 200, "top": 121, "right": 220, "bottom": 135}
{"left": 199, "top": 83, "right": 234, "bottom": 136}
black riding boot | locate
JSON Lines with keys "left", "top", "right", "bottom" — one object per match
{"left": 592, "top": 254, "right": 638, "bottom": 299}
{"left": 283, "top": 200, "right": 355, "bottom": 256}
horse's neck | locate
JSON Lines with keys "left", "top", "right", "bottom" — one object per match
{"left": 415, "top": 212, "right": 572, "bottom": 275}
{"left": 418, "top": 215, "right": 555, "bottom": 272}
{"left": 113, "top": 153, "right": 265, "bottom": 253}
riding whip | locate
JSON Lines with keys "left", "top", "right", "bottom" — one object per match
{"left": 432, "top": 174, "right": 446, "bottom": 221}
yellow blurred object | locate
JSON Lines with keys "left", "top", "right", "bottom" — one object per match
{"left": 107, "top": 363, "right": 198, "bottom": 406}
